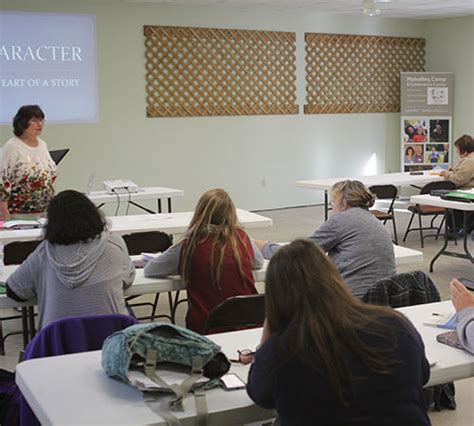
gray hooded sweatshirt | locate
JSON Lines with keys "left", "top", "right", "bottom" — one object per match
{"left": 7, "top": 232, "right": 135, "bottom": 329}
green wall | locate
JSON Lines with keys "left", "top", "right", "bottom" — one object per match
{"left": 1, "top": 1, "right": 470, "bottom": 211}
{"left": 425, "top": 15, "right": 474, "bottom": 142}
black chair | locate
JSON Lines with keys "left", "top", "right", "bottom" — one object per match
{"left": 362, "top": 271, "right": 456, "bottom": 411}
{"left": 204, "top": 294, "right": 265, "bottom": 334}
{"left": 122, "top": 231, "right": 173, "bottom": 322}
{"left": 122, "top": 231, "right": 172, "bottom": 256}
{"left": 369, "top": 185, "right": 398, "bottom": 245}
{"left": 362, "top": 270, "right": 440, "bottom": 307}
{"left": 402, "top": 181, "right": 456, "bottom": 248}
{"left": 4, "top": 241, "right": 41, "bottom": 265}
{"left": 0, "top": 241, "right": 41, "bottom": 355}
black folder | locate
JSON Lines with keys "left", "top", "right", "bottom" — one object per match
{"left": 49, "top": 149, "right": 70, "bottom": 165}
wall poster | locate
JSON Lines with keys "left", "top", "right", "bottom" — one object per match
{"left": 400, "top": 72, "right": 453, "bottom": 173}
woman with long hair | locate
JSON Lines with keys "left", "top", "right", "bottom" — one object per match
{"left": 6, "top": 190, "right": 135, "bottom": 329}
{"left": 258, "top": 180, "right": 395, "bottom": 297}
{"left": 248, "top": 239, "right": 430, "bottom": 425}
{"left": 144, "top": 188, "right": 263, "bottom": 333}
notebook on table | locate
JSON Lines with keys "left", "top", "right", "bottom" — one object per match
{"left": 440, "top": 191, "right": 474, "bottom": 203}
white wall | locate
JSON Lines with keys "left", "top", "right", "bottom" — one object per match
{"left": 0, "top": 1, "right": 437, "bottom": 210}
{"left": 425, "top": 15, "right": 474, "bottom": 142}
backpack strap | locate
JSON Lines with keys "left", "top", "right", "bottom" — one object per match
{"left": 143, "top": 350, "right": 209, "bottom": 425}
{"left": 144, "top": 393, "right": 182, "bottom": 426}
{"left": 193, "top": 388, "right": 208, "bottom": 426}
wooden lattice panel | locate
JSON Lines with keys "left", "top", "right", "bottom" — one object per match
{"left": 304, "top": 33, "right": 425, "bottom": 114}
{"left": 144, "top": 26, "right": 298, "bottom": 117}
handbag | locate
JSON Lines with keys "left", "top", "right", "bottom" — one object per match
{"left": 102, "top": 322, "right": 230, "bottom": 425}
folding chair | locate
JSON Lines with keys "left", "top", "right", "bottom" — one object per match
{"left": 20, "top": 314, "right": 139, "bottom": 426}
{"left": 204, "top": 294, "right": 265, "bottom": 334}
{"left": 369, "top": 184, "right": 399, "bottom": 245}
{"left": 122, "top": 231, "right": 174, "bottom": 322}
{"left": 0, "top": 241, "right": 41, "bottom": 355}
{"left": 402, "top": 181, "right": 456, "bottom": 248}
{"left": 362, "top": 271, "right": 456, "bottom": 411}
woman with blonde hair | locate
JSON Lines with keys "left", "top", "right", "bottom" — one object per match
{"left": 248, "top": 240, "right": 430, "bottom": 425}
{"left": 258, "top": 180, "right": 395, "bottom": 297}
{"left": 144, "top": 188, "right": 263, "bottom": 333}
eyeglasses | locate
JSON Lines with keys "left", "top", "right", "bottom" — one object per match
{"left": 230, "top": 349, "right": 256, "bottom": 364}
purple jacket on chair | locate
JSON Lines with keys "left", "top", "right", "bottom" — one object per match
{"left": 20, "top": 314, "right": 139, "bottom": 426}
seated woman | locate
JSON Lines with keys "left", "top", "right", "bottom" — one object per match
{"left": 440, "top": 134, "right": 474, "bottom": 234}
{"left": 6, "top": 190, "right": 135, "bottom": 329}
{"left": 258, "top": 180, "right": 395, "bottom": 297}
{"left": 247, "top": 240, "right": 430, "bottom": 426}
{"left": 440, "top": 134, "right": 474, "bottom": 190}
{"left": 450, "top": 278, "right": 474, "bottom": 354}
{"left": 144, "top": 188, "right": 263, "bottom": 334}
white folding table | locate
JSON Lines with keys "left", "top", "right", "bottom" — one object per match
{"left": 410, "top": 194, "right": 474, "bottom": 271}
{"left": 88, "top": 186, "right": 184, "bottom": 214}
{"left": 0, "top": 243, "right": 422, "bottom": 351}
{"left": 0, "top": 209, "right": 273, "bottom": 244}
{"left": 15, "top": 300, "right": 474, "bottom": 425}
{"left": 0, "top": 260, "right": 270, "bottom": 349}
{"left": 297, "top": 171, "right": 444, "bottom": 220}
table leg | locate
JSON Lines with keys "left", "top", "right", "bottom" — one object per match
{"left": 430, "top": 209, "right": 474, "bottom": 272}
{"left": 324, "top": 191, "right": 328, "bottom": 221}
{"left": 27, "top": 306, "right": 36, "bottom": 341}
{"left": 461, "top": 211, "right": 473, "bottom": 263}
{"left": 167, "top": 291, "right": 177, "bottom": 324}
{"left": 128, "top": 201, "right": 155, "bottom": 214}
{"left": 21, "top": 307, "right": 29, "bottom": 347}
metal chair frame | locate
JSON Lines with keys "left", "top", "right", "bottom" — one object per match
{"left": 369, "top": 184, "right": 399, "bottom": 245}
{"left": 402, "top": 181, "right": 457, "bottom": 248}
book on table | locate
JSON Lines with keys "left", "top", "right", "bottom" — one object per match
{"left": 441, "top": 191, "right": 474, "bottom": 203}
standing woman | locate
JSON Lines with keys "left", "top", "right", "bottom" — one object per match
{"left": 0, "top": 105, "right": 57, "bottom": 220}
{"left": 248, "top": 240, "right": 430, "bottom": 425}
{"left": 144, "top": 188, "right": 263, "bottom": 334}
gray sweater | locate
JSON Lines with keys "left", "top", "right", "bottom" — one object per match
{"left": 144, "top": 239, "right": 264, "bottom": 278}
{"left": 457, "top": 306, "right": 474, "bottom": 354}
{"left": 7, "top": 232, "right": 135, "bottom": 329}
{"left": 262, "top": 207, "right": 396, "bottom": 298}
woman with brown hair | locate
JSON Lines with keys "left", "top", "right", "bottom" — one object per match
{"left": 440, "top": 134, "right": 474, "bottom": 189}
{"left": 247, "top": 239, "right": 430, "bottom": 425}
{"left": 440, "top": 134, "right": 474, "bottom": 234}
{"left": 258, "top": 180, "right": 395, "bottom": 298}
{"left": 0, "top": 105, "right": 57, "bottom": 220}
{"left": 144, "top": 188, "right": 263, "bottom": 333}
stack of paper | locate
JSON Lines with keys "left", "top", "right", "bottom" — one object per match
{"left": 1, "top": 218, "right": 46, "bottom": 229}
